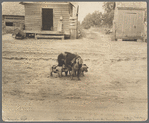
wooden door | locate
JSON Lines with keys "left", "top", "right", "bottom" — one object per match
{"left": 42, "top": 8, "right": 53, "bottom": 30}
{"left": 123, "top": 12, "right": 137, "bottom": 37}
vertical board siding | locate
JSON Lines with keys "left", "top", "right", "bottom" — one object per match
{"left": 25, "top": 3, "right": 71, "bottom": 33}
{"left": 116, "top": 9, "right": 145, "bottom": 38}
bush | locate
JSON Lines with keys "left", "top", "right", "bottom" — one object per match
{"left": 77, "top": 21, "right": 86, "bottom": 39}
{"left": 81, "top": 11, "right": 103, "bottom": 29}
{"left": 78, "top": 29, "right": 86, "bottom": 39}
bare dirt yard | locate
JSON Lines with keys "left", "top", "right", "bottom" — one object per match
{"left": 2, "top": 28, "right": 147, "bottom": 121}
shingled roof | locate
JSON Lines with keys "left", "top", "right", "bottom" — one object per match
{"left": 2, "top": 2, "right": 25, "bottom": 16}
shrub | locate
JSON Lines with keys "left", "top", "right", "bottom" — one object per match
{"left": 77, "top": 21, "right": 86, "bottom": 38}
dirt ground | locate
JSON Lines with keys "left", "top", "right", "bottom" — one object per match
{"left": 2, "top": 28, "right": 147, "bottom": 121}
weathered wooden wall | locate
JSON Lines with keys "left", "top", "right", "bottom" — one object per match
{"left": 114, "top": 8, "right": 145, "bottom": 39}
{"left": 24, "top": 3, "right": 72, "bottom": 34}
{"left": 3, "top": 15, "right": 24, "bottom": 33}
{"left": 2, "top": 15, "right": 5, "bottom": 34}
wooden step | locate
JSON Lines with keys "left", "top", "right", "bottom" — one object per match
{"left": 35, "top": 35, "right": 64, "bottom": 40}
{"left": 24, "top": 30, "right": 63, "bottom": 35}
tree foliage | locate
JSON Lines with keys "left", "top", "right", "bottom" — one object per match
{"left": 81, "top": 11, "right": 103, "bottom": 29}
{"left": 81, "top": 2, "right": 115, "bottom": 29}
{"left": 102, "top": 10, "right": 114, "bottom": 27}
{"left": 102, "top": 2, "right": 115, "bottom": 13}
{"left": 102, "top": 2, "right": 115, "bottom": 27}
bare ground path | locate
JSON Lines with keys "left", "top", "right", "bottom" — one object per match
{"left": 2, "top": 30, "right": 147, "bottom": 121}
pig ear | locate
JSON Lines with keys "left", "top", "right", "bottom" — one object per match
{"left": 71, "top": 58, "right": 76, "bottom": 64}
{"left": 79, "top": 58, "right": 83, "bottom": 64}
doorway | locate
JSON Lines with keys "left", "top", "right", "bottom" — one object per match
{"left": 42, "top": 8, "right": 53, "bottom": 30}
{"left": 123, "top": 13, "right": 137, "bottom": 37}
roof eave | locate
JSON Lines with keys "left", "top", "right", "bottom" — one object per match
{"left": 117, "top": 7, "right": 146, "bottom": 10}
{"left": 20, "top": 2, "right": 71, "bottom": 5}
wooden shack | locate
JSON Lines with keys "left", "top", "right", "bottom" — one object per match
{"left": 113, "top": 2, "right": 147, "bottom": 41}
{"left": 2, "top": 2, "right": 25, "bottom": 33}
{"left": 20, "top": 2, "right": 78, "bottom": 39}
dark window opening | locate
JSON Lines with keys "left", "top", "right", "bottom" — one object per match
{"left": 6, "top": 18, "right": 23, "bottom": 20}
{"left": 6, "top": 22, "right": 13, "bottom": 26}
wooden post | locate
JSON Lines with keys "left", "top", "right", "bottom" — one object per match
{"left": 69, "top": 17, "right": 77, "bottom": 39}
{"left": 111, "top": 20, "right": 117, "bottom": 41}
{"left": 35, "top": 33, "right": 37, "bottom": 40}
{"left": 76, "top": 16, "right": 78, "bottom": 39}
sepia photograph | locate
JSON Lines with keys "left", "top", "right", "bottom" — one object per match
{"left": 2, "top": 1, "right": 147, "bottom": 121}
